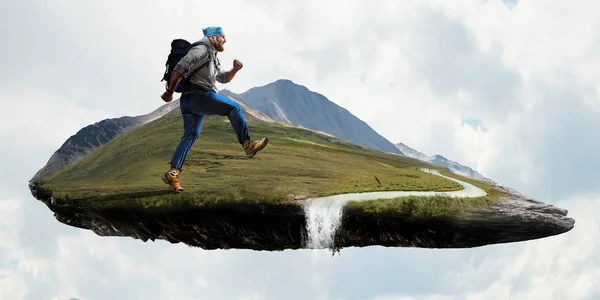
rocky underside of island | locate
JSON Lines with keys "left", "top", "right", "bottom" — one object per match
{"left": 29, "top": 180, "right": 574, "bottom": 251}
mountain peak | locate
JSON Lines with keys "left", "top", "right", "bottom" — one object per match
{"left": 273, "top": 78, "right": 295, "bottom": 85}
{"left": 432, "top": 154, "right": 448, "bottom": 162}
{"left": 265, "top": 79, "right": 312, "bottom": 94}
{"left": 224, "top": 80, "right": 403, "bottom": 155}
{"left": 394, "top": 143, "right": 495, "bottom": 184}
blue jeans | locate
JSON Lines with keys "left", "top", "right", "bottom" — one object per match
{"left": 170, "top": 90, "right": 250, "bottom": 171}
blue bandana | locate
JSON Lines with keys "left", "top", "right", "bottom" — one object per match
{"left": 203, "top": 26, "right": 224, "bottom": 37}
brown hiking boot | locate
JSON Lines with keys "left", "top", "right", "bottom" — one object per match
{"left": 161, "top": 169, "right": 184, "bottom": 192}
{"left": 243, "top": 136, "right": 269, "bottom": 158}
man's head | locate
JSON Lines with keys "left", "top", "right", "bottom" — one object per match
{"left": 203, "top": 26, "right": 226, "bottom": 52}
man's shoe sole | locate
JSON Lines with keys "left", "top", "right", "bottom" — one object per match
{"left": 161, "top": 174, "right": 183, "bottom": 192}
{"left": 246, "top": 137, "right": 269, "bottom": 158}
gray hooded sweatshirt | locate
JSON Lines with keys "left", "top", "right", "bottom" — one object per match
{"left": 172, "top": 37, "right": 229, "bottom": 92}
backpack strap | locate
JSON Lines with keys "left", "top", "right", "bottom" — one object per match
{"left": 187, "top": 41, "right": 213, "bottom": 78}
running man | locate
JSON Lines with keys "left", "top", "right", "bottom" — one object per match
{"left": 160, "top": 26, "right": 269, "bottom": 192}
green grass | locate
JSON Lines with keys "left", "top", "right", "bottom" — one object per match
{"left": 436, "top": 169, "right": 504, "bottom": 201}
{"left": 345, "top": 195, "right": 493, "bottom": 220}
{"left": 37, "top": 106, "right": 506, "bottom": 214}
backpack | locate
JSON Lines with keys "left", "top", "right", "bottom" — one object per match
{"left": 161, "top": 39, "right": 212, "bottom": 93}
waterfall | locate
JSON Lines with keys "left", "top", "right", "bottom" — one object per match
{"left": 303, "top": 197, "right": 348, "bottom": 249}
{"left": 300, "top": 168, "right": 487, "bottom": 250}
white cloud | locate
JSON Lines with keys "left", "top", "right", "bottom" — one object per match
{"left": 371, "top": 295, "right": 453, "bottom": 300}
{"left": 0, "top": 275, "right": 26, "bottom": 300}
{"left": 460, "top": 193, "right": 600, "bottom": 300}
{"left": 0, "top": 86, "right": 114, "bottom": 149}
{"left": 363, "top": 193, "right": 600, "bottom": 300}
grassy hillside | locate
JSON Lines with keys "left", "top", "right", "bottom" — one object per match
{"left": 37, "top": 104, "right": 501, "bottom": 210}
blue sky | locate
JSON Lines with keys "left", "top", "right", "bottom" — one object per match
{"left": 461, "top": 117, "right": 486, "bottom": 131}
{"left": 503, "top": 0, "right": 519, "bottom": 9}
{"left": 2, "top": 0, "right": 600, "bottom": 299}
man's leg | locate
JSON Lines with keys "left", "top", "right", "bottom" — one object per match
{"left": 162, "top": 95, "right": 205, "bottom": 192}
{"left": 193, "top": 91, "right": 250, "bottom": 143}
{"left": 170, "top": 113, "right": 205, "bottom": 170}
{"left": 194, "top": 92, "right": 269, "bottom": 157}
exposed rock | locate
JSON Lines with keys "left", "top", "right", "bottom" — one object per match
{"left": 339, "top": 194, "right": 574, "bottom": 249}
{"left": 28, "top": 180, "right": 574, "bottom": 251}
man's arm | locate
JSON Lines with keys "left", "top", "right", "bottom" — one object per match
{"left": 161, "top": 71, "right": 182, "bottom": 102}
{"left": 162, "top": 45, "right": 209, "bottom": 100}
{"left": 223, "top": 68, "right": 239, "bottom": 83}
{"left": 161, "top": 61, "right": 186, "bottom": 102}
{"left": 173, "top": 46, "right": 211, "bottom": 84}
{"left": 216, "top": 59, "right": 243, "bottom": 83}
{"left": 167, "top": 71, "right": 184, "bottom": 92}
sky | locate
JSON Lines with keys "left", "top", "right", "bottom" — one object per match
{"left": 1, "top": 0, "right": 600, "bottom": 299}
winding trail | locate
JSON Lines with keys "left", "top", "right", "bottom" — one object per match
{"left": 301, "top": 168, "right": 487, "bottom": 249}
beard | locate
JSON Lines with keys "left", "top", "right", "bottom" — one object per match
{"left": 209, "top": 37, "right": 225, "bottom": 52}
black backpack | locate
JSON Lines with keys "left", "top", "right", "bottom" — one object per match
{"left": 161, "top": 39, "right": 211, "bottom": 92}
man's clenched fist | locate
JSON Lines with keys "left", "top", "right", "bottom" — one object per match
{"left": 233, "top": 59, "right": 243, "bottom": 71}
{"left": 161, "top": 90, "right": 173, "bottom": 102}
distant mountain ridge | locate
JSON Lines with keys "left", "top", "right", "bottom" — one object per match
{"left": 395, "top": 142, "right": 495, "bottom": 184}
{"left": 222, "top": 79, "right": 494, "bottom": 183}
{"left": 220, "top": 79, "right": 403, "bottom": 155}
{"left": 36, "top": 78, "right": 495, "bottom": 185}
{"left": 33, "top": 101, "right": 180, "bottom": 179}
